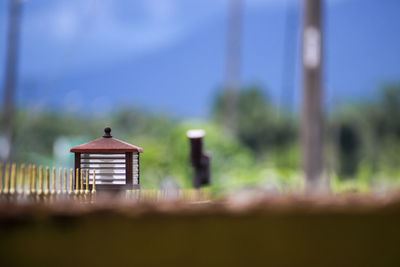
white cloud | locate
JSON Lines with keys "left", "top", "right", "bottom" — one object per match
{"left": 51, "top": 5, "right": 79, "bottom": 41}
{"left": 21, "top": 0, "right": 190, "bottom": 65}
{"left": 142, "top": 0, "right": 178, "bottom": 23}
{"left": 18, "top": 0, "right": 345, "bottom": 76}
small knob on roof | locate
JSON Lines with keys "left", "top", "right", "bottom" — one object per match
{"left": 103, "top": 127, "right": 112, "bottom": 138}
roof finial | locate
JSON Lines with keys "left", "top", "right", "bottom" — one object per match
{"left": 103, "top": 127, "right": 112, "bottom": 138}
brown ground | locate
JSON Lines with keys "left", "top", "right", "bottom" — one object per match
{"left": 1, "top": 195, "right": 400, "bottom": 267}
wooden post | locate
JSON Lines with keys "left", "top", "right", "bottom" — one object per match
{"left": 51, "top": 167, "right": 56, "bottom": 195}
{"left": 45, "top": 167, "right": 50, "bottom": 196}
{"left": 302, "top": 0, "right": 324, "bottom": 191}
{"left": 69, "top": 168, "right": 73, "bottom": 195}
{"left": 0, "top": 163, "right": 3, "bottom": 194}
{"left": 91, "top": 169, "right": 96, "bottom": 203}
{"left": 19, "top": 164, "right": 25, "bottom": 195}
{"left": 92, "top": 169, "right": 96, "bottom": 193}
{"left": 75, "top": 168, "right": 79, "bottom": 195}
{"left": 4, "top": 163, "right": 10, "bottom": 194}
{"left": 27, "top": 164, "right": 31, "bottom": 195}
{"left": 85, "top": 169, "right": 89, "bottom": 195}
{"left": 80, "top": 168, "right": 84, "bottom": 194}
{"left": 63, "top": 168, "right": 67, "bottom": 194}
{"left": 32, "top": 165, "right": 36, "bottom": 195}
{"left": 58, "top": 168, "right": 62, "bottom": 194}
{"left": 10, "top": 163, "right": 16, "bottom": 195}
{"left": 38, "top": 166, "right": 43, "bottom": 196}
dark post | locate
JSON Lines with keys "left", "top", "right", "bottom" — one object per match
{"left": 74, "top": 152, "right": 81, "bottom": 189}
{"left": 187, "top": 130, "right": 211, "bottom": 189}
{"left": 126, "top": 152, "right": 133, "bottom": 185}
{"left": 302, "top": 0, "right": 324, "bottom": 191}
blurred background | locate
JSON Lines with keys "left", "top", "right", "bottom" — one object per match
{"left": 1, "top": 0, "right": 400, "bottom": 194}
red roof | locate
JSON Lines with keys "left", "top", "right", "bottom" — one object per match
{"left": 70, "top": 127, "right": 143, "bottom": 153}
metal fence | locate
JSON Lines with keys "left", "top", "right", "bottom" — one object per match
{"left": 0, "top": 162, "right": 211, "bottom": 203}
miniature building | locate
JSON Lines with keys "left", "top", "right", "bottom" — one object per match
{"left": 70, "top": 127, "right": 143, "bottom": 191}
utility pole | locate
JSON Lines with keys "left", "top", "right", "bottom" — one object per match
{"left": 2, "top": 0, "right": 23, "bottom": 161}
{"left": 302, "top": 0, "right": 324, "bottom": 191}
{"left": 280, "top": 0, "right": 298, "bottom": 116}
{"left": 223, "top": 0, "right": 243, "bottom": 133}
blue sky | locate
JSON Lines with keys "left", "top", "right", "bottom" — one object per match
{"left": 0, "top": 0, "right": 399, "bottom": 117}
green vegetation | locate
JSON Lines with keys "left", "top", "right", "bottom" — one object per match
{"left": 4, "top": 84, "right": 400, "bottom": 193}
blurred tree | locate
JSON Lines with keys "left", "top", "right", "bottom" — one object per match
{"left": 214, "top": 86, "right": 297, "bottom": 155}
{"left": 7, "top": 83, "right": 400, "bottom": 191}
{"left": 331, "top": 84, "right": 400, "bottom": 178}
{"left": 337, "top": 121, "right": 360, "bottom": 176}
{"left": 8, "top": 108, "right": 262, "bottom": 190}
{"left": 375, "top": 85, "right": 400, "bottom": 137}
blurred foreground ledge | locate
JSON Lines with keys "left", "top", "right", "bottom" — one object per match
{"left": 3, "top": 194, "right": 400, "bottom": 217}
{"left": 1, "top": 195, "right": 400, "bottom": 267}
